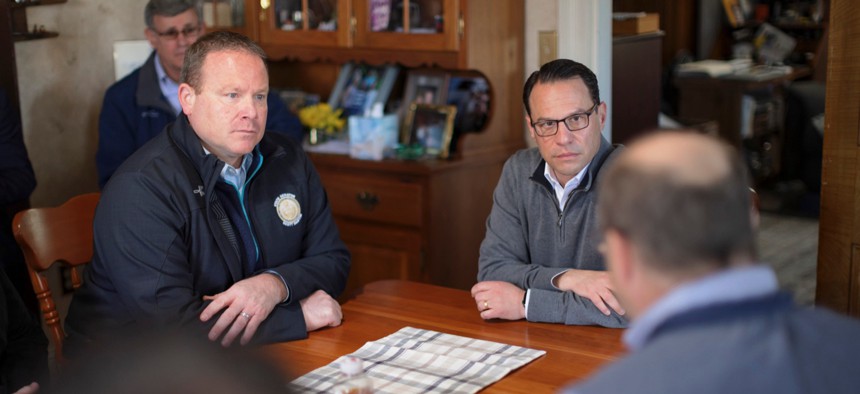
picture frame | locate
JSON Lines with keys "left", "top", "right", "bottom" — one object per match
{"left": 328, "top": 62, "right": 399, "bottom": 117}
{"left": 401, "top": 69, "right": 449, "bottom": 119}
{"left": 401, "top": 103, "right": 457, "bottom": 159}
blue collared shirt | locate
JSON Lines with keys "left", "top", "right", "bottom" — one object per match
{"left": 623, "top": 264, "right": 779, "bottom": 351}
{"left": 153, "top": 53, "right": 182, "bottom": 116}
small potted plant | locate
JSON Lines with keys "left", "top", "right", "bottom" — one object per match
{"left": 298, "top": 103, "right": 345, "bottom": 144}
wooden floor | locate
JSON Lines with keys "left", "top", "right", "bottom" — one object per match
{"left": 757, "top": 212, "right": 819, "bottom": 305}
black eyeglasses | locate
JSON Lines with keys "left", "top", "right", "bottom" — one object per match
{"left": 152, "top": 25, "right": 201, "bottom": 41}
{"left": 530, "top": 103, "right": 599, "bottom": 137}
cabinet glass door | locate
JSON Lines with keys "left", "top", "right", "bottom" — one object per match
{"left": 259, "top": 0, "right": 349, "bottom": 47}
{"left": 202, "top": 0, "right": 246, "bottom": 29}
{"left": 356, "top": 0, "right": 458, "bottom": 51}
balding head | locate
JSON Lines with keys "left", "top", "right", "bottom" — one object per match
{"left": 598, "top": 131, "right": 756, "bottom": 275}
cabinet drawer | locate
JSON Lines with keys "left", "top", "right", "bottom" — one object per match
{"left": 320, "top": 172, "right": 423, "bottom": 227}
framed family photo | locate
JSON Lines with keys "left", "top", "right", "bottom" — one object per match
{"left": 402, "top": 69, "right": 449, "bottom": 111}
{"left": 328, "top": 62, "right": 399, "bottom": 117}
{"left": 402, "top": 103, "right": 457, "bottom": 159}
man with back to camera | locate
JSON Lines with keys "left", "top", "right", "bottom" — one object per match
{"left": 96, "top": 0, "right": 302, "bottom": 188}
{"left": 471, "top": 59, "right": 627, "bottom": 327}
{"left": 565, "top": 131, "right": 860, "bottom": 393}
{"left": 65, "top": 31, "right": 349, "bottom": 355}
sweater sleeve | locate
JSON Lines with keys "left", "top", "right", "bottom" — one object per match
{"left": 478, "top": 155, "right": 571, "bottom": 288}
{"left": 527, "top": 288, "right": 627, "bottom": 327}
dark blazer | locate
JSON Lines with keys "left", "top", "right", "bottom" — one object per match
{"left": 95, "top": 52, "right": 303, "bottom": 188}
{"left": 567, "top": 293, "right": 860, "bottom": 394}
{"left": 67, "top": 114, "right": 349, "bottom": 355}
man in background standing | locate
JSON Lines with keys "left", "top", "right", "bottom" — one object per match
{"left": 96, "top": 0, "right": 302, "bottom": 188}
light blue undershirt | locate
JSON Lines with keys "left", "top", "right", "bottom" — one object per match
{"left": 623, "top": 264, "right": 779, "bottom": 351}
{"left": 153, "top": 53, "right": 182, "bottom": 116}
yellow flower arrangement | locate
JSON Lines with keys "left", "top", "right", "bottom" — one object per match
{"left": 298, "top": 103, "right": 345, "bottom": 135}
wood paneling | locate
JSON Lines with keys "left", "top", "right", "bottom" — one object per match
{"left": 816, "top": 0, "right": 860, "bottom": 315}
{"left": 613, "top": 0, "right": 697, "bottom": 67}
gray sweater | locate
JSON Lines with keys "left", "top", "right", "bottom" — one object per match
{"left": 478, "top": 137, "right": 627, "bottom": 327}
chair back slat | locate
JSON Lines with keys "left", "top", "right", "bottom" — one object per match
{"left": 12, "top": 192, "right": 100, "bottom": 363}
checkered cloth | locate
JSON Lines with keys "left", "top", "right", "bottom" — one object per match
{"left": 289, "top": 326, "right": 546, "bottom": 393}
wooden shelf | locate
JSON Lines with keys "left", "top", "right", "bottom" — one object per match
{"left": 10, "top": 0, "right": 66, "bottom": 42}
{"left": 12, "top": 31, "right": 59, "bottom": 42}
{"left": 9, "top": 0, "right": 67, "bottom": 8}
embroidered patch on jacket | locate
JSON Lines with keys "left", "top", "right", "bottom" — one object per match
{"left": 274, "top": 193, "right": 302, "bottom": 226}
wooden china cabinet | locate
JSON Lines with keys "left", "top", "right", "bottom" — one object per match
{"left": 205, "top": 0, "right": 525, "bottom": 297}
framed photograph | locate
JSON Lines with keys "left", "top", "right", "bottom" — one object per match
{"left": 401, "top": 103, "right": 457, "bottom": 159}
{"left": 328, "top": 62, "right": 399, "bottom": 117}
{"left": 401, "top": 69, "right": 449, "bottom": 117}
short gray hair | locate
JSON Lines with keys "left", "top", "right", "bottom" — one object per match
{"left": 145, "top": 0, "right": 202, "bottom": 29}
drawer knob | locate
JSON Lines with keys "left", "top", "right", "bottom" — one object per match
{"left": 356, "top": 192, "right": 379, "bottom": 211}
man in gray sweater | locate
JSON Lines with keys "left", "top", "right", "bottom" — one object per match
{"left": 471, "top": 59, "right": 627, "bottom": 327}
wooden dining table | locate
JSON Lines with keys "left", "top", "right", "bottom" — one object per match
{"left": 263, "top": 280, "right": 626, "bottom": 393}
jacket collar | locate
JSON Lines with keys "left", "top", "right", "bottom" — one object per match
{"left": 167, "top": 115, "right": 286, "bottom": 192}
{"left": 529, "top": 135, "right": 615, "bottom": 193}
{"left": 135, "top": 51, "right": 176, "bottom": 115}
{"left": 167, "top": 114, "right": 224, "bottom": 193}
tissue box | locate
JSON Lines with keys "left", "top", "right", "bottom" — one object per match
{"left": 348, "top": 114, "right": 399, "bottom": 161}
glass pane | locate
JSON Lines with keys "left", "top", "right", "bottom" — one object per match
{"left": 308, "top": 0, "right": 338, "bottom": 31}
{"left": 408, "top": 0, "right": 443, "bottom": 34}
{"left": 369, "top": 0, "right": 443, "bottom": 33}
{"left": 203, "top": 0, "right": 243, "bottom": 28}
{"left": 275, "top": 0, "right": 303, "bottom": 31}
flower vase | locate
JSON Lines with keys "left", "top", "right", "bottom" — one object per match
{"left": 309, "top": 128, "right": 322, "bottom": 145}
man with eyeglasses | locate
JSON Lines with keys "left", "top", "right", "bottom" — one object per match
{"left": 471, "top": 59, "right": 627, "bottom": 328}
{"left": 96, "top": 0, "right": 302, "bottom": 188}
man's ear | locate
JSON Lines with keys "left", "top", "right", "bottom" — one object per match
{"left": 144, "top": 28, "right": 158, "bottom": 48}
{"left": 525, "top": 114, "right": 536, "bottom": 140}
{"left": 604, "top": 229, "right": 635, "bottom": 285}
{"left": 597, "top": 101, "right": 608, "bottom": 131}
{"left": 178, "top": 83, "right": 195, "bottom": 115}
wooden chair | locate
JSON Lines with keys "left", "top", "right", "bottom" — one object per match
{"left": 12, "top": 192, "right": 100, "bottom": 362}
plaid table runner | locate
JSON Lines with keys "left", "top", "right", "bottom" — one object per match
{"left": 289, "top": 326, "right": 546, "bottom": 393}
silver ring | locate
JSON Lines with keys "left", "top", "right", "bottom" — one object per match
{"left": 240, "top": 312, "right": 252, "bottom": 320}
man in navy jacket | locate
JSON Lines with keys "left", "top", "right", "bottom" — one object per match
{"left": 96, "top": 0, "right": 301, "bottom": 188}
{"left": 66, "top": 31, "right": 348, "bottom": 354}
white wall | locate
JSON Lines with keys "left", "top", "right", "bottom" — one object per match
{"left": 14, "top": 0, "right": 605, "bottom": 205}
{"left": 15, "top": 0, "right": 145, "bottom": 206}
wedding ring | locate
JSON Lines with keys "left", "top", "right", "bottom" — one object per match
{"left": 240, "top": 312, "right": 252, "bottom": 320}
{"left": 483, "top": 301, "right": 489, "bottom": 310}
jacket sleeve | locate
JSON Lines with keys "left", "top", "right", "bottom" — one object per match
{"left": 527, "top": 288, "right": 627, "bottom": 327}
{"left": 265, "top": 92, "right": 304, "bottom": 142}
{"left": 0, "top": 90, "right": 36, "bottom": 205}
{"left": 265, "top": 151, "right": 350, "bottom": 303}
{"left": 0, "top": 269, "right": 49, "bottom": 391}
{"left": 478, "top": 156, "right": 570, "bottom": 288}
{"left": 95, "top": 87, "right": 139, "bottom": 189}
{"left": 92, "top": 174, "right": 310, "bottom": 344}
